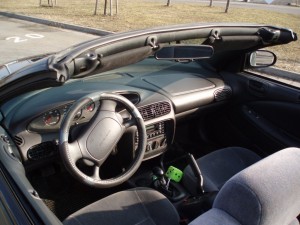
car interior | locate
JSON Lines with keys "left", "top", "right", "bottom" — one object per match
{"left": 0, "top": 24, "right": 299, "bottom": 225}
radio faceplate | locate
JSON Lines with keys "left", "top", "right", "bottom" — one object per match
{"left": 146, "top": 122, "right": 165, "bottom": 139}
{"left": 136, "top": 121, "right": 168, "bottom": 159}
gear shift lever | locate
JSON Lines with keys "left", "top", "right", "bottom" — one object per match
{"left": 152, "top": 166, "right": 187, "bottom": 200}
{"left": 152, "top": 166, "right": 174, "bottom": 196}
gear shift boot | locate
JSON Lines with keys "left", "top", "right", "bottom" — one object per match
{"left": 152, "top": 166, "right": 187, "bottom": 202}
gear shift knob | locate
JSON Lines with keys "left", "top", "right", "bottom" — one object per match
{"left": 152, "top": 167, "right": 166, "bottom": 186}
{"left": 153, "top": 166, "right": 164, "bottom": 177}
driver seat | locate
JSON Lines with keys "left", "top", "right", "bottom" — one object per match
{"left": 63, "top": 187, "right": 180, "bottom": 225}
{"left": 63, "top": 147, "right": 300, "bottom": 225}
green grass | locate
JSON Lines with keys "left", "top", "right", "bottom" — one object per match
{"left": 1, "top": 0, "right": 300, "bottom": 72}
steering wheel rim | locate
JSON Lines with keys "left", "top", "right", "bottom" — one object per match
{"left": 59, "top": 92, "right": 147, "bottom": 188}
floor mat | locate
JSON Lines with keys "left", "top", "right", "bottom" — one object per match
{"left": 28, "top": 165, "right": 128, "bottom": 221}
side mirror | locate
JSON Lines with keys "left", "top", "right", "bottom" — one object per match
{"left": 248, "top": 50, "right": 277, "bottom": 68}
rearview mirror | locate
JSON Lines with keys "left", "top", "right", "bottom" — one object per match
{"left": 155, "top": 45, "right": 214, "bottom": 60}
{"left": 249, "top": 50, "right": 277, "bottom": 68}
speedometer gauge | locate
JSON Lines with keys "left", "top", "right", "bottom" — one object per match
{"left": 43, "top": 110, "right": 61, "bottom": 126}
{"left": 85, "top": 102, "right": 95, "bottom": 112}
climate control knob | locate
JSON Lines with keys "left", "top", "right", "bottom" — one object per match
{"left": 146, "top": 142, "right": 152, "bottom": 152}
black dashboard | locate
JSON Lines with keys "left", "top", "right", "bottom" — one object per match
{"left": 0, "top": 58, "right": 231, "bottom": 167}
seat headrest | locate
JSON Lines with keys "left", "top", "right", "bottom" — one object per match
{"left": 214, "top": 147, "right": 300, "bottom": 225}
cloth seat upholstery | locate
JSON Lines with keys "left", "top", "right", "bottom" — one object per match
{"left": 182, "top": 147, "right": 261, "bottom": 194}
{"left": 63, "top": 187, "right": 179, "bottom": 225}
{"left": 189, "top": 147, "right": 300, "bottom": 225}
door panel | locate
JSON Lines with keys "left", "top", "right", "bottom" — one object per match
{"left": 206, "top": 71, "right": 300, "bottom": 155}
{"left": 239, "top": 103, "right": 300, "bottom": 151}
{"left": 0, "top": 126, "right": 58, "bottom": 225}
{"left": 246, "top": 101, "right": 300, "bottom": 144}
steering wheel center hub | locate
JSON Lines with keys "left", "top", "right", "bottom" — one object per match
{"left": 86, "top": 117, "right": 122, "bottom": 160}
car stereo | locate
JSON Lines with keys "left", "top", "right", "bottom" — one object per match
{"left": 135, "top": 121, "right": 168, "bottom": 159}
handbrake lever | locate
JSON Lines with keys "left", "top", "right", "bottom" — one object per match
{"left": 187, "top": 153, "right": 205, "bottom": 195}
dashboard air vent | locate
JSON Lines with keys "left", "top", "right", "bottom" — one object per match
{"left": 214, "top": 86, "right": 232, "bottom": 102}
{"left": 28, "top": 142, "right": 58, "bottom": 160}
{"left": 138, "top": 102, "right": 171, "bottom": 121}
{"left": 14, "top": 136, "right": 24, "bottom": 146}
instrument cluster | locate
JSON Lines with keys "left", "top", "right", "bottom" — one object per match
{"left": 27, "top": 101, "right": 98, "bottom": 133}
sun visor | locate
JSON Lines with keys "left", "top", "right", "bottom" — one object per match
{"left": 98, "top": 46, "right": 154, "bottom": 74}
{"left": 206, "top": 36, "right": 262, "bottom": 52}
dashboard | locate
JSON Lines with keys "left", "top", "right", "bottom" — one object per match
{"left": 0, "top": 58, "right": 231, "bottom": 167}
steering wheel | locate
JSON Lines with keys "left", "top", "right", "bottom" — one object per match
{"left": 60, "top": 93, "right": 147, "bottom": 188}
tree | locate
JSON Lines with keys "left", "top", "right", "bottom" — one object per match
{"left": 104, "top": 0, "right": 108, "bottom": 15}
{"left": 94, "top": 0, "right": 119, "bottom": 16}
{"left": 94, "top": 0, "right": 99, "bottom": 15}
{"left": 39, "top": 0, "right": 57, "bottom": 7}
{"left": 225, "top": 0, "right": 231, "bottom": 13}
{"left": 167, "top": 0, "right": 171, "bottom": 6}
{"left": 209, "top": 0, "right": 213, "bottom": 7}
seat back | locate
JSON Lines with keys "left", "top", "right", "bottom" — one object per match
{"left": 190, "top": 147, "right": 300, "bottom": 225}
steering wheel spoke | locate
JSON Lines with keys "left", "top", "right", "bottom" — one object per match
{"left": 68, "top": 141, "right": 83, "bottom": 162}
{"left": 92, "top": 165, "right": 101, "bottom": 181}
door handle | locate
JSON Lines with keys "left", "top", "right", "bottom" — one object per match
{"left": 248, "top": 79, "right": 267, "bottom": 94}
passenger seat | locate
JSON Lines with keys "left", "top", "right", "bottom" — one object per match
{"left": 182, "top": 147, "right": 261, "bottom": 195}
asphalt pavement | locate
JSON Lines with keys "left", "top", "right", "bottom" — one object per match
{"left": 0, "top": 16, "right": 98, "bottom": 65}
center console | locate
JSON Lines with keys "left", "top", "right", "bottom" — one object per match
{"left": 136, "top": 120, "right": 172, "bottom": 160}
